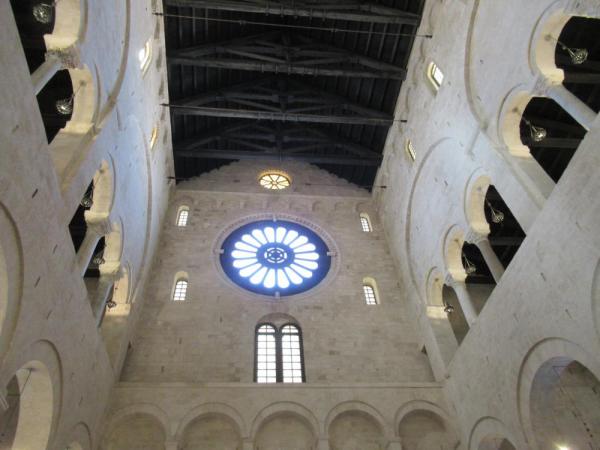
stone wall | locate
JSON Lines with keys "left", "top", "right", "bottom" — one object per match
{"left": 121, "top": 160, "right": 433, "bottom": 384}
{"left": 0, "top": 0, "right": 172, "bottom": 448}
{"left": 375, "top": 0, "right": 600, "bottom": 448}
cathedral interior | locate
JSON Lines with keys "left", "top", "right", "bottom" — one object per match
{"left": 1, "top": 0, "right": 600, "bottom": 449}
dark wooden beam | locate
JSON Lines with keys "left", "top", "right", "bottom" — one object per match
{"left": 168, "top": 56, "right": 404, "bottom": 79}
{"left": 168, "top": 105, "right": 393, "bottom": 126}
{"left": 175, "top": 149, "right": 382, "bottom": 165}
{"left": 163, "top": 0, "right": 420, "bottom": 25}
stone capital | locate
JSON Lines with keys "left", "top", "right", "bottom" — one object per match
{"left": 47, "top": 45, "right": 82, "bottom": 70}
{"left": 464, "top": 229, "right": 488, "bottom": 245}
{"left": 566, "top": 0, "right": 600, "bottom": 18}
{"left": 86, "top": 216, "right": 112, "bottom": 236}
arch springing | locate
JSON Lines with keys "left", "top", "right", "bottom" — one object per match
{"left": 255, "top": 323, "right": 305, "bottom": 384}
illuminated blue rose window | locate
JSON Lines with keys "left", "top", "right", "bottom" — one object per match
{"left": 220, "top": 220, "right": 331, "bottom": 296}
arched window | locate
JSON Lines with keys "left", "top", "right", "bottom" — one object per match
{"left": 138, "top": 39, "right": 153, "bottom": 74}
{"left": 359, "top": 213, "right": 372, "bottom": 232}
{"left": 427, "top": 62, "right": 444, "bottom": 91}
{"left": 362, "top": 278, "right": 379, "bottom": 305}
{"left": 405, "top": 139, "right": 416, "bottom": 162}
{"left": 255, "top": 323, "right": 305, "bottom": 383}
{"left": 150, "top": 126, "right": 159, "bottom": 150}
{"left": 173, "top": 279, "right": 188, "bottom": 301}
{"left": 176, "top": 207, "right": 189, "bottom": 227}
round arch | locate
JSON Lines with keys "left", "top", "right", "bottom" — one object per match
{"left": 104, "top": 403, "right": 171, "bottom": 440}
{"left": 0, "top": 203, "right": 23, "bottom": 363}
{"left": 469, "top": 416, "right": 519, "bottom": 450}
{"left": 530, "top": 3, "right": 573, "bottom": 84}
{"left": 250, "top": 402, "right": 319, "bottom": 441}
{"left": 83, "top": 160, "right": 115, "bottom": 224}
{"left": 517, "top": 338, "right": 600, "bottom": 448}
{"left": 443, "top": 226, "right": 467, "bottom": 282}
{"left": 44, "top": 0, "right": 87, "bottom": 49}
{"left": 175, "top": 403, "right": 247, "bottom": 440}
{"left": 591, "top": 258, "right": 600, "bottom": 344}
{"left": 394, "top": 400, "right": 454, "bottom": 436}
{"left": 60, "top": 422, "right": 93, "bottom": 450}
{"left": 0, "top": 340, "right": 63, "bottom": 450}
{"left": 464, "top": 172, "right": 492, "bottom": 236}
{"left": 324, "top": 401, "right": 391, "bottom": 439}
{"left": 425, "top": 268, "right": 445, "bottom": 307}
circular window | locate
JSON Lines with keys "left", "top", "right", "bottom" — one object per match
{"left": 258, "top": 170, "right": 291, "bottom": 190}
{"left": 220, "top": 220, "right": 331, "bottom": 296}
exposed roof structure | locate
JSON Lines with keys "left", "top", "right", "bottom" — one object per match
{"left": 164, "top": 0, "right": 425, "bottom": 189}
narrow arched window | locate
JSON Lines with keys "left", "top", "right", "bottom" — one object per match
{"left": 360, "top": 213, "right": 372, "bottom": 232}
{"left": 255, "top": 323, "right": 305, "bottom": 383}
{"left": 150, "top": 126, "right": 159, "bottom": 150}
{"left": 138, "top": 39, "right": 152, "bottom": 75}
{"left": 363, "top": 278, "right": 379, "bottom": 305}
{"left": 255, "top": 324, "right": 277, "bottom": 383}
{"left": 427, "top": 62, "right": 444, "bottom": 91}
{"left": 173, "top": 279, "right": 188, "bottom": 301}
{"left": 281, "top": 325, "right": 303, "bottom": 383}
{"left": 405, "top": 139, "right": 416, "bottom": 162}
{"left": 176, "top": 207, "right": 189, "bottom": 227}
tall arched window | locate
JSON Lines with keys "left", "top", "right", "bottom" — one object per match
{"left": 173, "top": 279, "right": 188, "bottom": 301}
{"left": 138, "top": 39, "right": 153, "bottom": 75}
{"left": 405, "top": 139, "right": 416, "bottom": 162}
{"left": 427, "top": 62, "right": 444, "bottom": 91}
{"left": 176, "top": 207, "right": 189, "bottom": 227}
{"left": 255, "top": 323, "right": 305, "bottom": 383}
{"left": 362, "top": 278, "right": 379, "bottom": 305}
{"left": 359, "top": 213, "right": 372, "bottom": 232}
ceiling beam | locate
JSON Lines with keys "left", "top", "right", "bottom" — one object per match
{"left": 175, "top": 149, "right": 382, "bottom": 165}
{"left": 164, "top": 0, "right": 420, "bottom": 25}
{"left": 174, "top": 77, "right": 392, "bottom": 121}
{"left": 169, "top": 56, "right": 404, "bottom": 79}
{"left": 169, "top": 32, "right": 406, "bottom": 79}
{"left": 173, "top": 120, "right": 382, "bottom": 157}
{"left": 168, "top": 105, "right": 393, "bottom": 126}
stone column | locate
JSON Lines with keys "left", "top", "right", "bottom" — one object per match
{"left": 242, "top": 439, "right": 254, "bottom": 450}
{"left": 76, "top": 218, "right": 111, "bottom": 277}
{"left": 76, "top": 230, "right": 101, "bottom": 277}
{"left": 387, "top": 440, "right": 403, "bottom": 450}
{"left": 31, "top": 46, "right": 81, "bottom": 96}
{"left": 92, "top": 274, "right": 117, "bottom": 326}
{"left": 546, "top": 83, "right": 597, "bottom": 131}
{"left": 466, "top": 232, "right": 505, "bottom": 283}
{"left": 446, "top": 276, "right": 478, "bottom": 326}
{"left": 31, "top": 55, "right": 62, "bottom": 95}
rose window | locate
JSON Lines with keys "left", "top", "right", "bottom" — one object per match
{"left": 220, "top": 220, "right": 331, "bottom": 296}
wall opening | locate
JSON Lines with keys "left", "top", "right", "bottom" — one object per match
{"left": 255, "top": 412, "right": 315, "bottom": 450}
{"left": 329, "top": 410, "right": 385, "bottom": 450}
{"left": 181, "top": 414, "right": 242, "bottom": 450}
{"left": 520, "top": 98, "right": 587, "bottom": 183}
{"left": 555, "top": 17, "right": 600, "bottom": 114}
{"left": 0, "top": 362, "right": 54, "bottom": 449}
{"left": 9, "top": 0, "right": 55, "bottom": 73}
{"left": 530, "top": 357, "right": 600, "bottom": 450}
{"left": 442, "top": 285, "right": 469, "bottom": 345}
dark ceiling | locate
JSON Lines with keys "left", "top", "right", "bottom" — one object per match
{"left": 163, "top": 0, "right": 425, "bottom": 189}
